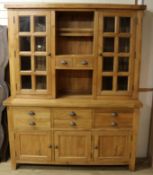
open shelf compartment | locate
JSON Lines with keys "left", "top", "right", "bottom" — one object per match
{"left": 56, "top": 70, "right": 93, "bottom": 98}
{"left": 56, "top": 11, "right": 94, "bottom": 55}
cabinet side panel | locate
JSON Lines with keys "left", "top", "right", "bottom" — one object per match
{"left": 8, "top": 10, "right": 16, "bottom": 97}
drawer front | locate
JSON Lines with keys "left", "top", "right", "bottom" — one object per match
{"left": 54, "top": 119, "right": 91, "bottom": 129}
{"left": 74, "top": 57, "right": 93, "bottom": 68}
{"left": 94, "top": 110, "right": 133, "bottom": 128}
{"left": 53, "top": 109, "right": 92, "bottom": 129}
{"left": 13, "top": 107, "right": 51, "bottom": 129}
{"left": 56, "top": 57, "right": 73, "bottom": 68}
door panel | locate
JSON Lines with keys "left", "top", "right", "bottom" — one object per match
{"left": 15, "top": 11, "right": 53, "bottom": 96}
{"left": 54, "top": 131, "right": 91, "bottom": 162}
{"left": 15, "top": 131, "right": 52, "bottom": 162}
{"left": 98, "top": 11, "right": 136, "bottom": 96}
{"left": 93, "top": 130, "right": 131, "bottom": 163}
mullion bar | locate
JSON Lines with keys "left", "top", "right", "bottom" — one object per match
{"left": 113, "top": 16, "right": 119, "bottom": 92}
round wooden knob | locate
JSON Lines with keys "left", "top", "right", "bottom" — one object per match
{"left": 48, "top": 145, "right": 52, "bottom": 149}
{"left": 28, "top": 111, "right": 35, "bottom": 116}
{"left": 111, "top": 112, "right": 118, "bottom": 117}
{"left": 111, "top": 121, "right": 118, "bottom": 127}
{"left": 55, "top": 145, "right": 58, "bottom": 149}
{"left": 61, "top": 60, "right": 68, "bottom": 65}
{"left": 99, "top": 53, "right": 102, "bottom": 56}
{"left": 81, "top": 60, "right": 88, "bottom": 65}
{"left": 69, "top": 111, "right": 76, "bottom": 116}
{"left": 94, "top": 146, "right": 98, "bottom": 149}
{"left": 70, "top": 121, "right": 77, "bottom": 127}
{"left": 29, "top": 121, "right": 36, "bottom": 126}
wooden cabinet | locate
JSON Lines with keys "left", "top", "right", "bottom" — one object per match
{"left": 4, "top": 3, "right": 146, "bottom": 171}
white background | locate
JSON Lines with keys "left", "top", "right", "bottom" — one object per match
{"left": 0, "top": 0, "right": 153, "bottom": 158}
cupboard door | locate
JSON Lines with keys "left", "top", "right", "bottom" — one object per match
{"left": 15, "top": 11, "right": 53, "bottom": 96}
{"left": 93, "top": 130, "right": 131, "bottom": 163}
{"left": 15, "top": 131, "right": 52, "bottom": 162}
{"left": 98, "top": 12, "right": 136, "bottom": 96}
{"left": 54, "top": 131, "right": 91, "bottom": 162}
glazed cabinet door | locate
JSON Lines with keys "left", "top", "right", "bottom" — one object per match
{"left": 14, "top": 11, "right": 53, "bottom": 96}
{"left": 98, "top": 11, "right": 136, "bottom": 96}
{"left": 15, "top": 131, "right": 52, "bottom": 162}
{"left": 54, "top": 131, "right": 91, "bottom": 162}
{"left": 93, "top": 130, "right": 131, "bottom": 163}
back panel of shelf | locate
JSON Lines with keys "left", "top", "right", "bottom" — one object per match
{"left": 56, "top": 11, "right": 94, "bottom": 55}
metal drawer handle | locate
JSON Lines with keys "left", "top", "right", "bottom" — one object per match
{"left": 61, "top": 60, "right": 68, "bottom": 65}
{"left": 111, "top": 121, "right": 118, "bottom": 127}
{"left": 28, "top": 111, "right": 35, "bottom": 116}
{"left": 111, "top": 112, "right": 118, "bottom": 117}
{"left": 29, "top": 121, "right": 36, "bottom": 126}
{"left": 69, "top": 111, "right": 76, "bottom": 116}
{"left": 81, "top": 60, "right": 88, "bottom": 65}
{"left": 70, "top": 121, "right": 77, "bottom": 127}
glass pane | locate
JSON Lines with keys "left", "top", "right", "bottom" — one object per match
{"left": 36, "top": 76, "right": 46, "bottom": 89}
{"left": 35, "top": 56, "right": 46, "bottom": 71}
{"left": 20, "top": 36, "right": 31, "bottom": 51}
{"left": 103, "top": 38, "right": 114, "bottom": 52}
{"left": 117, "top": 76, "right": 128, "bottom": 90}
{"left": 35, "top": 37, "right": 46, "bottom": 51}
{"left": 21, "top": 76, "right": 32, "bottom": 89}
{"left": 103, "top": 57, "right": 114, "bottom": 72}
{"left": 34, "top": 16, "right": 46, "bottom": 32}
{"left": 102, "top": 76, "right": 113, "bottom": 90}
{"left": 119, "top": 38, "right": 130, "bottom": 53}
{"left": 118, "top": 57, "right": 129, "bottom": 72}
{"left": 119, "top": 17, "right": 131, "bottom": 33}
{"left": 104, "top": 17, "right": 115, "bottom": 32}
{"left": 19, "top": 16, "right": 30, "bottom": 32}
{"left": 20, "top": 56, "right": 31, "bottom": 71}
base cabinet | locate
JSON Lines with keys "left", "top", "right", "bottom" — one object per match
{"left": 54, "top": 131, "right": 91, "bottom": 163}
{"left": 93, "top": 130, "right": 132, "bottom": 164}
{"left": 15, "top": 131, "right": 52, "bottom": 163}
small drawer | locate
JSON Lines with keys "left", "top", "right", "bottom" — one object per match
{"left": 13, "top": 107, "right": 51, "bottom": 129}
{"left": 53, "top": 109, "right": 92, "bottom": 129}
{"left": 56, "top": 58, "right": 73, "bottom": 68}
{"left": 74, "top": 58, "right": 93, "bottom": 68}
{"left": 53, "top": 109, "right": 92, "bottom": 120}
{"left": 54, "top": 119, "right": 91, "bottom": 129}
{"left": 94, "top": 110, "right": 133, "bottom": 128}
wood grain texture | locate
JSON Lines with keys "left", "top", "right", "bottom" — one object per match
{"left": 4, "top": 3, "right": 146, "bottom": 10}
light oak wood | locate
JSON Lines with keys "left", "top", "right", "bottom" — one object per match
{"left": 13, "top": 107, "right": 51, "bottom": 130}
{"left": 4, "top": 3, "right": 146, "bottom": 10}
{"left": 54, "top": 131, "right": 91, "bottom": 162}
{"left": 93, "top": 130, "right": 131, "bottom": 163}
{"left": 15, "top": 131, "right": 52, "bottom": 162}
{"left": 94, "top": 110, "right": 133, "bottom": 128}
{"left": 3, "top": 3, "right": 145, "bottom": 171}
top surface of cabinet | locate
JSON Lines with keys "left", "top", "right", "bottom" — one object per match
{"left": 4, "top": 3, "right": 146, "bottom": 10}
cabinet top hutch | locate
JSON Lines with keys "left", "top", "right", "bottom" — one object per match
{"left": 4, "top": 3, "right": 146, "bottom": 108}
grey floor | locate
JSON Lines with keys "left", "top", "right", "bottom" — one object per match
{"left": 0, "top": 161, "right": 153, "bottom": 175}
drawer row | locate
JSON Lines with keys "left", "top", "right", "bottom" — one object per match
{"left": 12, "top": 107, "right": 133, "bottom": 130}
{"left": 56, "top": 57, "right": 94, "bottom": 69}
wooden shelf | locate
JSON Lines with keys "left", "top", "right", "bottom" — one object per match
{"left": 58, "top": 28, "right": 94, "bottom": 37}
